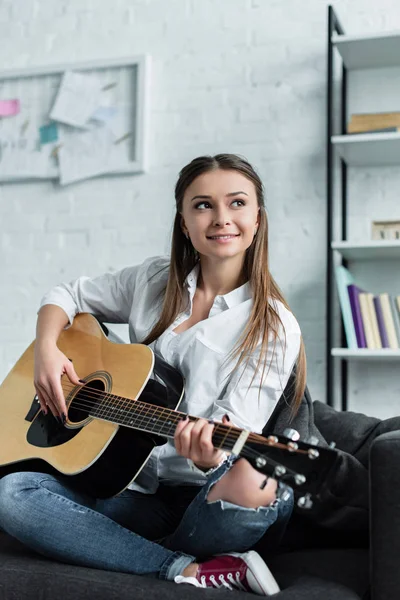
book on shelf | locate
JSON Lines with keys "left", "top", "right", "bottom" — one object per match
{"left": 359, "top": 293, "right": 377, "bottom": 349}
{"left": 348, "top": 127, "right": 400, "bottom": 135}
{"left": 380, "top": 293, "right": 399, "bottom": 349}
{"left": 347, "top": 284, "right": 367, "bottom": 347}
{"left": 367, "top": 293, "right": 382, "bottom": 349}
{"left": 334, "top": 266, "right": 358, "bottom": 349}
{"left": 373, "top": 296, "right": 389, "bottom": 348}
{"left": 347, "top": 111, "right": 400, "bottom": 133}
{"left": 390, "top": 295, "right": 400, "bottom": 346}
{"left": 334, "top": 265, "right": 400, "bottom": 350}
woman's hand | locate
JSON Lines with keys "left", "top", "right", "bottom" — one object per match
{"left": 34, "top": 341, "right": 81, "bottom": 419}
{"left": 174, "top": 415, "right": 230, "bottom": 470}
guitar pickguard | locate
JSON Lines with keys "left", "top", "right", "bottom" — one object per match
{"left": 27, "top": 410, "right": 83, "bottom": 448}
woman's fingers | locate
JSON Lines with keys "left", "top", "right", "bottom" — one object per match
{"left": 174, "top": 416, "right": 194, "bottom": 456}
{"left": 175, "top": 416, "right": 222, "bottom": 468}
{"left": 47, "top": 378, "right": 68, "bottom": 418}
{"left": 196, "top": 420, "right": 215, "bottom": 459}
{"left": 36, "top": 384, "right": 58, "bottom": 417}
{"left": 36, "top": 388, "right": 49, "bottom": 415}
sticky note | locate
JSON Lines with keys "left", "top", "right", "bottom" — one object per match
{"left": 0, "top": 99, "right": 20, "bottom": 117}
{"left": 39, "top": 122, "right": 58, "bottom": 145}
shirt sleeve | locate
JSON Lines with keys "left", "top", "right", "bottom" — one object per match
{"left": 211, "top": 308, "right": 302, "bottom": 434}
{"left": 38, "top": 257, "right": 159, "bottom": 326}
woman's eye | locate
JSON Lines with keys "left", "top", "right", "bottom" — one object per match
{"left": 194, "top": 200, "right": 245, "bottom": 209}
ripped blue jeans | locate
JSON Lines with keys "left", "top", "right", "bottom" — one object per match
{"left": 0, "top": 456, "right": 293, "bottom": 581}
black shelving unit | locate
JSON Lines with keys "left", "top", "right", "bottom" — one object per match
{"left": 327, "top": 5, "right": 348, "bottom": 410}
{"left": 326, "top": 6, "right": 400, "bottom": 412}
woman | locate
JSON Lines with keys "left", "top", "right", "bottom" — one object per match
{"left": 0, "top": 154, "right": 306, "bottom": 596}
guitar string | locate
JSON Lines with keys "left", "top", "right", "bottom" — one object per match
{"left": 40, "top": 388, "right": 314, "bottom": 478}
{"left": 57, "top": 380, "right": 269, "bottom": 443}
{"left": 46, "top": 382, "right": 312, "bottom": 463}
{"left": 48, "top": 397, "right": 306, "bottom": 478}
{"left": 56, "top": 380, "right": 311, "bottom": 454}
{"left": 57, "top": 395, "right": 272, "bottom": 451}
{"left": 56, "top": 380, "right": 285, "bottom": 447}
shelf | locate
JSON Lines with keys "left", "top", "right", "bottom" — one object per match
{"left": 331, "top": 132, "right": 400, "bottom": 166}
{"left": 332, "top": 348, "right": 400, "bottom": 360}
{"left": 331, "top": 241, "right": 400, "bottom": 260}
{"left": 332, "top": 30, "right": 400, "bottom": 69}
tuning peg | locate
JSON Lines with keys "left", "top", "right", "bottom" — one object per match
{"left": 274, "top": 465, "right": 286, "bottom": 477}
{"left": 307, "top": 436, "right": 319, "bottom": 446}
{"left": 297, "top": 493, "right": 313, "bottom": 510}
{"left": 294, "top": 473, "right": 306, "bottom": 486}
{"left": 255, "top": 456, "right": 267, "bottom": 469}
{"left": 283, "top": 428, "right": 300, "bottom": 441}
{"left": 329, "top": 441, "right": 336, "bottom": 449}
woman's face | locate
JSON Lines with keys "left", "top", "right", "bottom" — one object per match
{"left": 181, "top": 169, "right": 260, "bottom": 262}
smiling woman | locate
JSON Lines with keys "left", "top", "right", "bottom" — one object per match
{"left": 0, "top": 153, "right": 306, "bottom": 596}
{"left": 182, "top": 170, "right": 259, "bottom": 263}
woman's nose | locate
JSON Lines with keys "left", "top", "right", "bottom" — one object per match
{"left": 213, "top": 209, "right": 231, "bottom": 227}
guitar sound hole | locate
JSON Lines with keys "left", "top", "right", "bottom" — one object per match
{"left": 68, "top": 379, "right": 106, "bottom": 423}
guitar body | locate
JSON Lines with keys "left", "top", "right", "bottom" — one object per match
{"left": 0, "top": 314, "right": 184, "bottom": 498}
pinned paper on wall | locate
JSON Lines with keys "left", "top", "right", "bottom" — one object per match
{"left": 50, "top": 71, "right": 103, "bottom": 128}
{"left": 39, "top": 122, "right": 58, "bottom": 145}
{"left": 0, "top": 55, "right": 149, "bottom": 183}
{"left": 91, "top": 106, "right": 118, "bottom": 124}
{"left": 0, "top": 134, "right": 58, "bottom": 179}
{"left": 58, "top": 127, "right": 122, "bottom": 186}
{"left": 0, "top": 99, "right": 20, "bottom": 117}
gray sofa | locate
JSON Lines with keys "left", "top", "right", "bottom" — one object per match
{"left": 0, "top": 324, "right": 398, "bottom": 598}
{"left": 1, "top": 430, "right": 399, "bottom": 599}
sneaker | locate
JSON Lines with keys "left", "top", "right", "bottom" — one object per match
{"left": 174, "top": 550, "right": 280, "bottom": 595}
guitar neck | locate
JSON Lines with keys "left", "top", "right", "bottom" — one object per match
{"left": 90, "top": 395, "right": 243, "bottom": 454}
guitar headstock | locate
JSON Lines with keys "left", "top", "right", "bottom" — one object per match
{"left": 242, "top": 429, "right": 338, "bottom": 508}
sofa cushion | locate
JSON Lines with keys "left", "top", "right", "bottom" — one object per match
{"left": 0, "top": 531, "right": 366, "bottom": 600}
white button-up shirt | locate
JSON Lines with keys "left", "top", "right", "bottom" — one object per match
{"left": 40, "top": 255, "right": 301, "bottom": 492}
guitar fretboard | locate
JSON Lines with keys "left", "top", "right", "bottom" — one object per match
{"left": 77, "top": 388, "right": 242, "bottom": 453}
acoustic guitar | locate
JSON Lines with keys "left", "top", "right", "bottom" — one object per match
{"left": 0, "top": 313, "right": 337, "bottom": 503}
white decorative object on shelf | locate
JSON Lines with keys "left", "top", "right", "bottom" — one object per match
{"left": 371, "top": 220, "right": 400, "bottom": 240}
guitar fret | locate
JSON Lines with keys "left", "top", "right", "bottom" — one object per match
{"left": 86, "top": 389, "right": 242, "bottom": 450}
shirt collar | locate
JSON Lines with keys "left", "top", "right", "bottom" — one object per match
{"left": 184, "top": 263, "right": 252, "bottom": 309}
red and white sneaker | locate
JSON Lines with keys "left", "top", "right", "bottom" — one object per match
{"left": 174, "top": 550, "right": 280, "bottom": 595}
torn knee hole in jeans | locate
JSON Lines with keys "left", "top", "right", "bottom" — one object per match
{"left": 206, "top": 498, "right": 279, "bottom": 512}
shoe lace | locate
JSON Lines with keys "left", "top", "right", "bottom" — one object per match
{"left": 201, "top": 574, "right": 233, "bottom": 590}
{"left": 231, "top": 571, "right": 247, "bottom": 591}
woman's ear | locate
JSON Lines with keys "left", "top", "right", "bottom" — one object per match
{"left": 180, "top": 215, "right": 188, "bottom": 238}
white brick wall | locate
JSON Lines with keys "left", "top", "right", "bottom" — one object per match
{"left": 1, "top": 0, "right": 400, "bottom": 418}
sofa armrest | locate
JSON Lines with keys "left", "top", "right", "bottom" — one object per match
{"left": 370, "top": 430, "right": 400, "bottom": 600}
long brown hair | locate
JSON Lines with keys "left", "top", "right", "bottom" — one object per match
{"left": 142, "top": 154, "right": 307, "bottom": 417}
